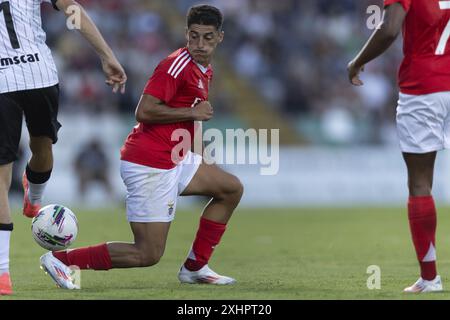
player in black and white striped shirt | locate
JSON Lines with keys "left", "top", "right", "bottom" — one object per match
{"left": 0, "top": 0, "right": 127, "bottom": 295}
{"left": 0, "top": 0, "right": 59, "bottom": 92}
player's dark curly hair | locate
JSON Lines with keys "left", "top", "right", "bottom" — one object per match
{"left": 187, "top": 5, "right": 223, "bottom": 31}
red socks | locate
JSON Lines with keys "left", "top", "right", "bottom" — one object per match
{"left": 52, "top": 218, "right": 227, "bottom": 273}
{"left": 184, "top": 217, "right": 227, "bottom": 271}
{"left": 408, "top": 196, "right": 437, "bottom": 280}
{"left": 53, "top": 243, "right": 112, "bottom": 271}
{"left": 52, "top": 218, "right": 228, "bottom": 273}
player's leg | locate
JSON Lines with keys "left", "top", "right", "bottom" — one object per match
{"left": 404, "top": 152, "right": 436, "bottom": 197}
{"left": 24, "top": 136, "right": 53, "bottom": 211}
{"left": 0, "top": 93, "right": 23, "bottom": 295}
{"left": 104, "top": 222, "right": 171, "bottom": 268}
{"left": 51, "top": 221, "right": 170, "bottom": 267}
{"left": 41, "top": 160, "right": 176, "bottom": 289}
{"left": 41, "top": 221, "right": 171, "bottom": 291}
{"left": 397, "top": 92, "right": 444, "bottom": 292}
{"left": 178, "top": 154, "right": 243, "bottom": 284}
{"left": 28, "top": 137, "right": 53, "bottom": 172}
{"left": 41, "top": 222, "right": 171, "bottom": 289}
{"left": 106, "top": 161, "right": 176, "bottom": 268}
{"left": 22, "top": 85, "right": 61, "bottom": 218}
{"left": 0, "top": 164, "right": 14, "bottom": 295}
{"left": 182, "top": 163, "right": 243, "bottom": 223}
{"left": 402, "top": 152, "right": 442, "bottom": 292}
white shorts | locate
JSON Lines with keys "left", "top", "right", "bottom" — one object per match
{"left": 120, "top": 151, "right": 202, "bottom": 223}
{"left": 396, "top": 91, "right": 450, "bottom": 153}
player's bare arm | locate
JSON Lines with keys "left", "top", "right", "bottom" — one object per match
{"left": 54, "top": 0, "right": 127, "bottom": 94}
{"left": 135, "top": 94, "right": 214, "bottom": 124}
{"left": 347, "top": 3, "right": 406, "bottom": 86}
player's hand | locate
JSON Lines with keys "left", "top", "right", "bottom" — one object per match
{"left": 347, "top": 60, "right": 364, "bottom": 86}
{"left": 102, "top": 57, "right": 127, "bottom": 94}
{"left": 192, "top": 101, "right": 214, "bottom": 121}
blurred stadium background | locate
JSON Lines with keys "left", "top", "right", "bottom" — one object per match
{"left": 11, "top": 0, "right": 450, "bottom": 209}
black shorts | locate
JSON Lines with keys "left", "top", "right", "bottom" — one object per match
{"left": 0, "top": 84, "right": 61, "bottom": 165}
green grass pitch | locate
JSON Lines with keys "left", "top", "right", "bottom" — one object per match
{"left": 4, "top": 206, "right": 450, "bottom": 300}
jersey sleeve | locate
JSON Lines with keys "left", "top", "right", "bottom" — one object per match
{"left": 143, "top": 60, "right": 184, "bottom": 103}
{"left": 384, "top": 0, "right": 411, "bottom": 12}
{"left": 41, "top": 0, "right": 59, "bottom": 11}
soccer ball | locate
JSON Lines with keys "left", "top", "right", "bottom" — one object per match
{"left": 31, "top": 204, "right": 78, "bottom": 251}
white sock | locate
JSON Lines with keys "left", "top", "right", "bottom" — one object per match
{"left": 0, "top": 230, "right": 11, "bottom": 274}
{"left": 28, "top": 181, "right": 47, "bottom": 205}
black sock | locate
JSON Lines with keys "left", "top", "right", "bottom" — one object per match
{"left": 26, "top": 164, "right": 52, "bottom": 184}
{"left": 0, "top": 223, "right": 13, "bottom": 231}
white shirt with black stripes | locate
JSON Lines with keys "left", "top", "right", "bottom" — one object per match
{"left": 0, "top": 0, "right": 59, "bottom": 93}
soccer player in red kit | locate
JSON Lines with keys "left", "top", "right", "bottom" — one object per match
{"left": 347, "top": 0, "right": 450, "bottom": 292}
{"left": 40, "top": 5, "right": 243, "bottom": 289}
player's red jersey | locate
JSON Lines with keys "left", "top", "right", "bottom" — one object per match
{"left": 120, "top": 48, "right": 213, "bottom": 169}
{"left": 385, "top": 0, "right": 450, "bottom": 94}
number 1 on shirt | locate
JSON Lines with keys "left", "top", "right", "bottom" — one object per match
{"left": 0, "top": 1, "right": 20, "bottom": 49}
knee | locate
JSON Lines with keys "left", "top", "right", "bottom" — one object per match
{"left": 138, "top": 247, "right": 164, "bottom": 267}
{"left": 233, "top": 176, "right": 244, "bottom": 200}
{"left": 217, "top": 175, "right": 244, "bottom": 203}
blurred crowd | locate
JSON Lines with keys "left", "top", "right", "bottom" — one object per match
{"left": 211, "top": 0, "right": 401, "bottom": 145}
{"left": 42, "top": 0, "right": 401, "bottom": 145}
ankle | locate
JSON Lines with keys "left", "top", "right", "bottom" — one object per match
{"left": 184, "top": 258, "right": 205, "bottom": 271}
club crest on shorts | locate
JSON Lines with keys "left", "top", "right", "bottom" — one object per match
{"left": 168, "top": 201, "right": 175, "bottom": 216}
